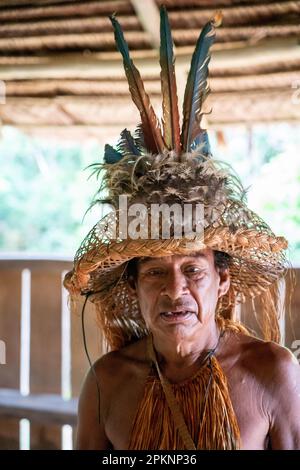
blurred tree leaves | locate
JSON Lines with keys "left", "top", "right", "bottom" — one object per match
{"left": 0, "top": 127, "right": 102, "bottom": 254}
{"left": 212, "top": 123, "right": 300, "bottom": 263}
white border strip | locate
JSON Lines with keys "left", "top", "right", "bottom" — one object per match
{"left": 20, "top": 269, "right": 31, "bottom": 397}
{"left": 61, "top": 271, "right": 71, "bottom": 401}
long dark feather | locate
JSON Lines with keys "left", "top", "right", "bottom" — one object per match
{"left": 181, "top": 13, "right": 222, "bottom": 153}
{"left": 134, "top": 123, "right": 146, "bottom": 151}
{"left": 159, "top": 6, "right": 181, "bottom": 154}
{"left": 117, "top": 129, "right": 141, "bottom": 157}
{"left": 110, "top": 14, "right": 166, "bottom": 154}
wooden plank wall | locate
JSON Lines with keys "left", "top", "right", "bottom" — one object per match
{"left": 0, "top": 267, "right": 21, "bottom": 448}
{"left": 29, "top": 263, "right": 63, "bottom": 449}
{"left": 0, "top": 258, "right": 104, "bottom": 450}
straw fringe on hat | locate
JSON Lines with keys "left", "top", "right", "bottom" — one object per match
{"left": 64, "top": 7, "right": 289, "bottom": 350}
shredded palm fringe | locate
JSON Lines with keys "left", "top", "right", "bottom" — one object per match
{"left": 128, "top": 350, "right": 240, "bottom": 450}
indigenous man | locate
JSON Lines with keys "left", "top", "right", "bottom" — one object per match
{"left": 65, "top": 8, "right": 300, "bottom": 450}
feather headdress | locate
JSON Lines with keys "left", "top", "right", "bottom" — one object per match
{"left": 64, "top": 7, "right": 288, "bottom": 350}
{"left": 106, "top": 6, "right": 218, "bottom": 160}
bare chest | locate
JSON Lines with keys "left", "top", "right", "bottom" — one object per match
{"left": 104, "top": 364, "right": 270, "bottom": 450}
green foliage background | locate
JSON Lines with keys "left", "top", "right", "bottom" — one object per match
{"left": 0, "top": 127, "right": 103, "bottom": 255}
{"left": 212, "top": 123, "right": 300, "bottom": 263}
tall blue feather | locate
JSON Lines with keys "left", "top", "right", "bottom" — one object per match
{"left": 181, "top": 16, "right": 220, "bottom": 153}
{"left": 190, "top": 131, "right": 211, "bottom": 156}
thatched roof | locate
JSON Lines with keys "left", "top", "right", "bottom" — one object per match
{"left": 0, "top": 0, "right": 299, "bottom": 139}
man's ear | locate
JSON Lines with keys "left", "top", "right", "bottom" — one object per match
{"left": 217, "top": 269, "right": 230, "bottom": 298}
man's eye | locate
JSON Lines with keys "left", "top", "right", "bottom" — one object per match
{"left": 185, "top": 267, "right": 203, "bottom": 274}
{"left": 146, "top": 269, "right": 164, "bottom": 276}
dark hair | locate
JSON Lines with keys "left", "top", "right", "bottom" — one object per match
{"left": 126, "top": 257, "right": 139, "bottom": 281}
{"left": 213, "top": 250, "right": 231, "bottom": 272}
{"left": 126, "top": 250, "right": 231, "bottom": 282}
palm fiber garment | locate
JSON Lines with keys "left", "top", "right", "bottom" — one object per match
{"left": 128, "top": 335, "right": 240, "bottom": 450}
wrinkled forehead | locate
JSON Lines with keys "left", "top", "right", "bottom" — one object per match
{"left": 137, "top": 248, "right": 214, "bottom": 267}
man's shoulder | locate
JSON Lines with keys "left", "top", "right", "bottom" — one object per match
{"left": 79, "top": 337, "right": 150, "bottom": 409}
{"left": 92, "top": 336, "right": 149, "bottom": 382}
{"left": 255, "top": 339, "right": 299, "bottom": 391}
{"left": 240, "top": 333, "right": 296, "bottom": 365}
{"left": 230, "top": 333, "right": 300, "bottom": 448}
{"left": 231, "top": 331, "right": 299, "bottom": 387}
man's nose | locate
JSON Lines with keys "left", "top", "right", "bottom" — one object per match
{"left": 162, "top": 270, "right": 189, "bottom": 299}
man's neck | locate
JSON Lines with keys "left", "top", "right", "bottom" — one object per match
{"left": 151, "top": 320, "right": 220, "bottom": 370}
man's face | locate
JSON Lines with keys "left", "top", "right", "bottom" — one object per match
{"left": 133, "top": 248, "right": 230, "bottom": 339}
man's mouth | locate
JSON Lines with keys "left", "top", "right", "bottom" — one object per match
{"left": 160, "top": 310, "right": 195, "bottom": 321}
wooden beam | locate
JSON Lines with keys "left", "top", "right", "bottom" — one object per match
{"left": 4, "top": 78, "right": 161, "bottom": 97}
{"left": 210, "top": 57, "right": 300, "bottom": 77}
{"left": 211, "top": 71, "right": 300, "bottom": 92}
{"left": 209, "top": 39, "right": 300, "bottom": 70}
{"left": 0, "top": 15, "right": 140, "bottom": 37}
{"left": 0, "top": 38, "right": 299, "bottom": 80}
{"left": 0, "top": 0, "right": 289, "bottom": 9}
{"left": 2, "top": 0, "right": 297, "bottom": 25}
{"left": 167, "top": 2, "right": 300, "bottom": 27}
{"left": 158, "top": 0, "right": 280, "bottom": 6}
{"left": 1, "top": 89, "right": 299, "bottom": 128}
{"left": 1, "top": 20, "right": 298, "bottom": 57}
{"left": 0, "top": 257, "right": 72, "bottom": 270}
{"left": 4, "top": 71, "right": 299, "bottom": 98}
{"left": 0, "top": 0, "right": 78, "bottom": 7}
{"left": 0, "top": 96, "right": 161, "bottom": 127}
{"left": 0, "top": 389, "right": 77, "bottom": 425}
{"left": 0, "top": 31, "right": 151, "bottom": 54}
{"left": 130, "top": 0, "right": 160, "bottom": 49}
{"left": 0, "top": 1, "right": 133, "bottom": 21}
{"left": 207, "top": 89, "right": 300, "bottom": 124}
{"left": 173, "top": 25, "right": 300, "bottom": 45}
{"left": 2, "top": 19, "right": 298, "bottom": 44}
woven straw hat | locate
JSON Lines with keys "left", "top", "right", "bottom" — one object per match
{"left": 64, "top": 8, "right": 288, "bottom": 349}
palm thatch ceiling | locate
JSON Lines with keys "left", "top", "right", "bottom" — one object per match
{"left": 0, "top": 0, "right": 300, "bottom": 141}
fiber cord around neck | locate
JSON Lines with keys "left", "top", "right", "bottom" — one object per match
{"left": 147, "top": 329, "right": 224, "bottom": 450}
